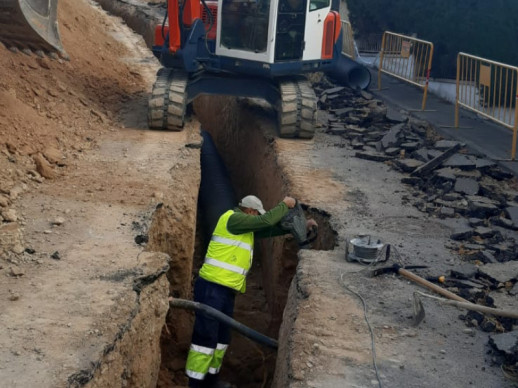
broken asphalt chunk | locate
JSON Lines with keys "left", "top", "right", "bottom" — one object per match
{"left": 355, "top": 151, "right": 393, "bottom": 162}
{"left": 450, "top": 227, "right": 474, "bottom": 241}
{"left": 454, "top": 178, "right": 479, "bottom": 195}
{"left": 395, "top": 159, "right": 424, "bottom": 173}
{"left": 411, "top": 144, "right": 462, "bottom": 177}
{"left": 381, "top": 123, "right": 405, "bottom": 149}
{"left": 479, "top": 261, "right": 518, "bottom": 283}
{"left": 443, "top": 154, "right": 476, "bottom": 170}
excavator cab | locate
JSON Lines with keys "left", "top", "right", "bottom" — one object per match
{"left": 0, "top": 0, "right": 65, "bottom": 55}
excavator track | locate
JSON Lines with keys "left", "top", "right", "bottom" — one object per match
{"left": 277, "top": 77, "right": 317, "bottom": 139}
{"left": 148, "top": 68, "right": 188, "bottom": 131}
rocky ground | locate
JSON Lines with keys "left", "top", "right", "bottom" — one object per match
{"left": 0, "top": 0, "right": 517, "bottom": 387}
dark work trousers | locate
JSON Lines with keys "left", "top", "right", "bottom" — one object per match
{"left": 188, "top": 277, "right": 236, "bottom": 388}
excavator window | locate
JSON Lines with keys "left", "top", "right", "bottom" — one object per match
{"left": 309, "top": 0, "right": 329, "bottom": 11}
{"left": 220, "top": 0, "right": 271, "bottom": 53}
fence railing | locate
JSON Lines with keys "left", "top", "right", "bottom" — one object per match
{"left": 340, "top": 20, "right": 356, "bottom": 60}
{"left": 356, "top": 33, "right": 383, "bottom": 54}
{"left": 378, "top": 31, "right": 434, "bottom": 110}
{"left": 455, "top": 52, "right": 518, "bottom": 159}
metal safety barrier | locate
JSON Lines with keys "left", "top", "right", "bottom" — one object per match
{"left": 356, "top": 33, "right": 383, "bottom": 54}
{"left": 378, "top": 31, "right": 434, "bottom": 111}
{"left": 341, "top": 20, "right": 356, "bottom": 60}
{"left": 455, "top": 52, "right": 518, "bottom": 159}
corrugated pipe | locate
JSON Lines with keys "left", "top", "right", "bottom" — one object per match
{"left": 199, "top": 130, "right": 236, "bottom": 243}
{"left": 326, "top": 54, "right": 372, "bottom": 90}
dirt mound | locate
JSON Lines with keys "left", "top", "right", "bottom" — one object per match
{"left": 0, "top": 0, "right": 145, "bottom": 214}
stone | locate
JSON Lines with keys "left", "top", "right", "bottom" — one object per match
{"left": 505, "top": 207, "right": 518, "bottom": 226}
{"left": 395, "top": 159, "right": 423, "bottom": 173}
{"left": 489, "top": 332, "right": 518, "bottom": 357}
{"left": 351, "top": 140, "right": 364, "bottom": 150}
{"left": 401, "top": 142, "right": 420, "bottom": 151}
{"left": 477, "top": 250, "right": 498, "bottom": 264}
{"left": 331, "top": 107, "right": 354, "bottom": 117}
{"left": 450, "top": 228, "right": 473, "bottom": 241}
{"left": 384, "top": 147, "right": 400, "bottom": 156}
{"left": 381, "top": 123, "right": 405, "bottom": 149}
{"left": 474, "top": 158, "right": 496, "bottom": 169}
{"left": 42, "top": 146, "right": 62, "bottom": 165}
{"left": 474, "top": 226, "right": 496, "bottom": 238}
{"left": 468, "top": 218, "right": 485, "bottom": 227}
{"left": 1, "top": 209, "right": 17, "bottom": 222}
{"left": 412, "top": 148, "right": 430, "bottom": 162}
{"left": 467, "top": 196, "right": 500, "bottom": 218}
{"left": 443, "top": 154, "right": 476, "bottom": 170}
{"left": 454, "top": 178, "right": 479, "bottom": 195}
{"left": 33, "top": 153, "right": 55, "bottom": 179}
{"left": 386, "top": 107, "right": 407, "bottom": 123}
{"left": 412, "top": 144, "right": 462, "bottom": 177}
{"left": 9, "top": 185, "right": 24, "bottom": 200}
{"left": 443, "top": 192, "right": 462, "bottom": 201}
{"left": 490, "top": 243, "right": 517, "bottom": 262}
{"left": 491, "top": 217, "right": 517, "bottom": 230}
{"left": 479, "top": 261, "right": 518, "bottom": 283}
{"left": 322, "top": 86, "right": 345, "bottom": 95}
{"left": 439, "top": 207, "right": 455, "bottom": 218}
{"left": 0, "top": 195, "right": 9, "bottom": 208}
{"left": 355, "top": 151, "right": 393, "bottom": 162}
{"left": 510, "top": 283, "right": 518, "bottom": 296}
{"left": 360, "top": 90, "right": 373, "bottom": 100}
{"left": 435, "top": 168, "right": 456, "bottom": 181}
{"left": 450, "top": 264, "right": 478, "bottom": 279}
{"left": 51, "top": 217, "right": 65, "bottom": 226}
{"left": 434, "top": 140, "right": 461, "bottom": 150}
{"left": 9, "top": 266, "right": 25, "bottom": 277}
{"left": 486, "top": 167, "right": 514, "bottom": 181}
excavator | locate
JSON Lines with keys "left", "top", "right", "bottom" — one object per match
{"left": 0, "top": 0, "right": 371, "bottom": 138}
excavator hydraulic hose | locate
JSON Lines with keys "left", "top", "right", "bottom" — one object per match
{"left": 169, "top": 298, "right": 279, "bottom": 349}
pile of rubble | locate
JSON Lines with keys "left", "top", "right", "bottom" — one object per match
{"left": 315, "top": 80, "right": 518, "bottom": 374}
{"left": 315, "top": 82, "right": 518, "bottom": 266}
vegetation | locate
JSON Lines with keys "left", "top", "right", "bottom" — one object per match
{"left": 347, "top": 0, "right": 518, "bottom": 78}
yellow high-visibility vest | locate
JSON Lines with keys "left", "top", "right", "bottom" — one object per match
{"left": 199, "top": 210, "right": 254, "bottom": 293}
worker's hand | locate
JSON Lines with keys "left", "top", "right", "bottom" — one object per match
{"left": 306, "top": 218, "right": 318, "bottom": 231}
{"left": 283, "top": 196, "right": 296, "bottom": 208}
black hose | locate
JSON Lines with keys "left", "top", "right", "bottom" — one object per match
{"left": 169, "top": 298, "right": 278, "bottom": 349}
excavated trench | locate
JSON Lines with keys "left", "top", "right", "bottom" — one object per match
{"left": 147, "top": 97, "right": 336, "bottom": 387}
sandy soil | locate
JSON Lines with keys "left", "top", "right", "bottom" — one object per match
{"left": 0, "top": 0, "right": 198, "bottom": 386}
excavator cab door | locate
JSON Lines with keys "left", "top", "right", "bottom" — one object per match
{"left": 302, "top": 0, "right": 331, "bottom": 60}
{"left": 0, "top": 0, "right": 65, "bottom": 55}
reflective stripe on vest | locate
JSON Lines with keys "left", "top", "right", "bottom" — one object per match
{"left": 211, "top": 236, "right": 252, "bottom": 252}
{"left": 199, "top": 210, "right": 254, "bottom": 293}
{"left": 204, "top": 257, "right": 249, "bottom": 276}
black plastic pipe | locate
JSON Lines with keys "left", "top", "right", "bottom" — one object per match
{"left": 199, "top": 130, "right": 237, "bottom": 243}
{"left": 326, "top": 54, "right": 372, "bottom": 90}
{"left": 169, "top": 298, "right": 279, "bottom": 349}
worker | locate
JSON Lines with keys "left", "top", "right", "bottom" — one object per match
{"left": 185, "top": 195, "right": 317, "bottom": 388}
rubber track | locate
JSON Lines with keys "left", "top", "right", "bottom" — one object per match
{"left": 148, "top": 68, "right": 188, "bottom": 131}
{"left": 278, "top": 77, "right": 317, "bottom": 139}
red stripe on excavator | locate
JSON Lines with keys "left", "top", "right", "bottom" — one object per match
{"left": 168, "top": 0, "right": 181, "bottom": 53}
{"left": 154, "top": 25, "right": 169, "bottom": 47}
{"left": 321, "top": 12, "right": 336, "bottom": 59}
